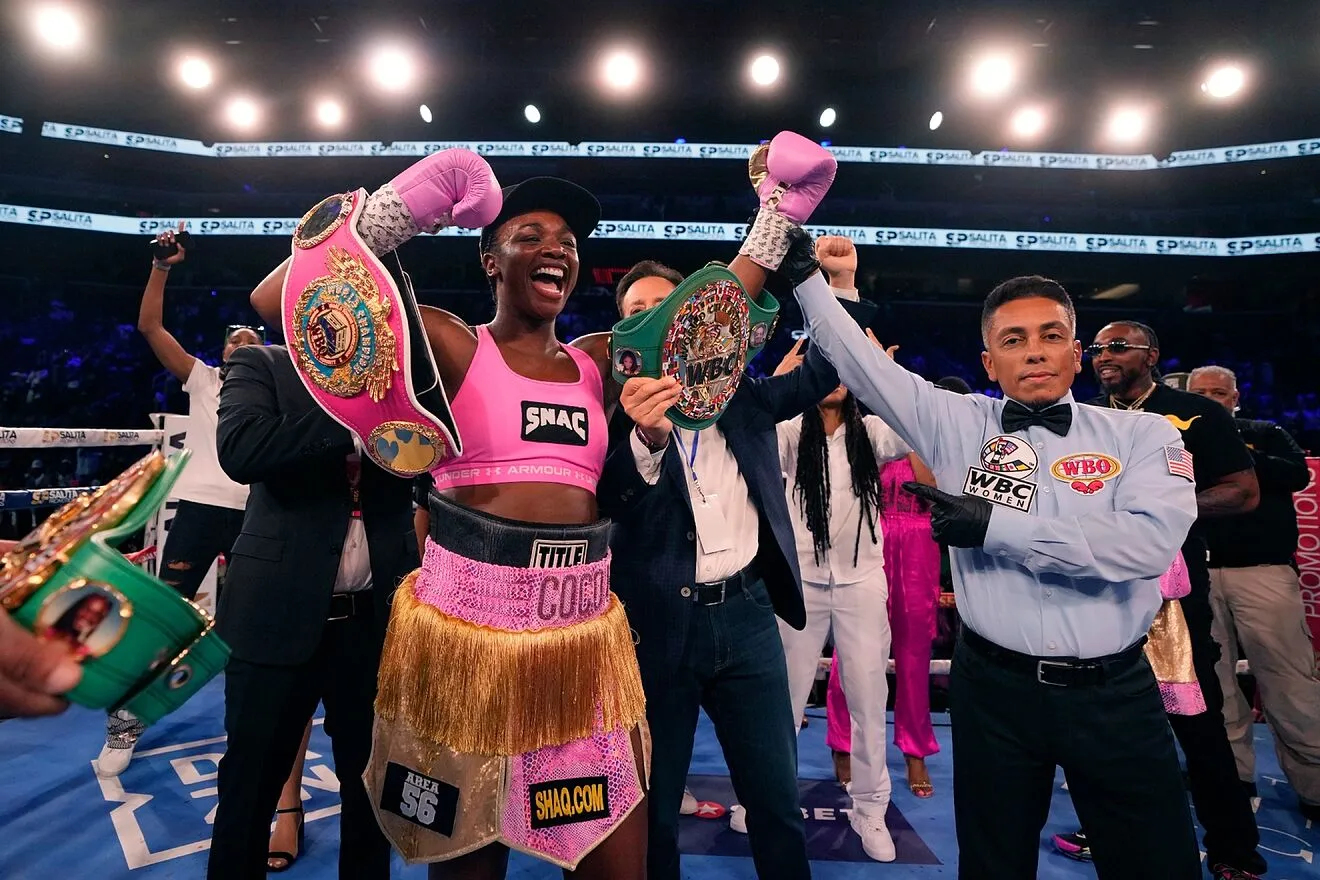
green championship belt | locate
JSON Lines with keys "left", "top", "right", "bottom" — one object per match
{"left": 610, "top": 264, "right": 779, "bottom": 431}
{"left": 0, "top": 450, "right": 230, "bottom": 725}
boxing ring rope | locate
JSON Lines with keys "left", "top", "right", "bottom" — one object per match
{"left": 0, "top": 426, "right": 165, "bottom": 509}
{"left": 4, "top": 424, "right": 1256, "bottom": 676}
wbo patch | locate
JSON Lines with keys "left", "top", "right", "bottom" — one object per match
{"left": 528, "top": 776, "right": 611, "bottom": 830}
{"left": 1050, "top": 453, "right": 1122, "bottom": 494}
{"left": 379, "top": 761, "right": 459, "bottom": 837}
{"left": 980, "top": 435, "right": 1039, "bottom": 476}
{"left": 521, "top": 402, "right": 589, "bottom": 446}
{"left": 963, "top": 468, "right": 1036, "bottom": 512}
{"left": 291, "top": 246, "right": 398, "bottom": 402}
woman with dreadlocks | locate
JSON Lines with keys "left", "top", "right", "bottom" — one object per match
{"left": 773, "top": 335, "right": 910, "bottom": 862}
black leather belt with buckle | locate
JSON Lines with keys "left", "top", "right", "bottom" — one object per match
{"left": 328, "top": 590, "right": 372, "bottom": 621}
{"left": 961, "top": 627, "right": 1146, "bottom": 687}
{"left": 686, "top": 563, "right": 759, "bottom": 607}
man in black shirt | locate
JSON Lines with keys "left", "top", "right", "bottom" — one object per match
{"left": 1188, "top": 365, "right": 1320, "bottom": 821}
{"left": 1051, "top": 321, "right": 1266, "bottom": 880}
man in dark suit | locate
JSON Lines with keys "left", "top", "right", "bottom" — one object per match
{"left": 600, "top": 263, "right": 839, "bottom": 880}
{"left": 208, "top": 343, "right": 416, "bottom": 879}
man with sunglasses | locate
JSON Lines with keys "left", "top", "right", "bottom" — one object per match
{"left": 1051, "top": 321, "right": 1267, "bottom": 880}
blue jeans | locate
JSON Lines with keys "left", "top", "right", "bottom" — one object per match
{"left": 642, "top": 576, "right": 810, "bottom": 880}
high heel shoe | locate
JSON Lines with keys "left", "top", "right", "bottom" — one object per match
{"left": 267, "top": 806, "right": 305, "bottom": 872}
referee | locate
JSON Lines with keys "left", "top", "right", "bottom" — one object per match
{"left": 788, "top": 234, "right": 1200, "bottom": 879}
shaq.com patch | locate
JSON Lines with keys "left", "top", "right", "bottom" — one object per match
{"left": 963, "top": 468, "right": 1036, "bottom": 512}
{"left": 521, "top": 402, "right": 589, "bottom": 446}
{"left": 380, "top": 762, "right": 459, "bottom": 836}
{"left": 528, "top": 776, "right": 611, "bottom": 829}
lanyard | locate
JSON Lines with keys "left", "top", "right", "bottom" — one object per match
{"left": 673, "top": 429, "right": 710, "bottom": 503}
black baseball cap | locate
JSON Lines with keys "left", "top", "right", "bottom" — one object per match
{"left": 478, "top": 177, "right": 601, "bottom": 254}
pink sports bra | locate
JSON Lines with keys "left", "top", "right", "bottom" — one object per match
{"left": 431, "top": 325, "right": 607, "bottom": 492}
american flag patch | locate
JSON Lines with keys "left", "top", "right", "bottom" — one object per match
{"left": 1164, "top": 446, "right": 1195, "bottom": 482}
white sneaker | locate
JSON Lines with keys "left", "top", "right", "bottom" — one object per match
{"left": 680, "top": 788, "right": 699, "bottom": 815}
{"left": 729, "top": 804, "right": 748, "bottom": 833}
{"left": 95, "top": 741, "right": 136, "bottom": 777}
{"left": 850, "top": 810, "right": 896, "bottom": 862}
{"left": 95, "top": 709, "right": 144, "bottom": 778}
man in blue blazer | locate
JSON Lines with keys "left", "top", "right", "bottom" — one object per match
{"left": 599, "top": 262, "right": 839, "bottom": 880}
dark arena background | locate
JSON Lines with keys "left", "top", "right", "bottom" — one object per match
{"left": 1, "top": 1, "right": 1319, "bottom": 878}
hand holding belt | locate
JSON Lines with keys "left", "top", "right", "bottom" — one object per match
{"left": 0, "top": 450, "right": 230, "bottom": 725}
{"left": 610, "top": 264, "right": 779, "bottom": 431}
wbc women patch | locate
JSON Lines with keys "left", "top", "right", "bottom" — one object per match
{"left": 1051, "top": 452, "right": 1122, "bottom": 495}
{"left": 962, "top": 435, "right": 1038, "bottom": 512}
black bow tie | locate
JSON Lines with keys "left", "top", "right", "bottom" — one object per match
{"left": 1001, "top": 400, "right": 1073, "bottom": 437}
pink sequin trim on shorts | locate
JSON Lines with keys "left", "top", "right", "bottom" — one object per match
{"left": 501, "top": 717, "right": 643, "bottom": 868}
{"left": 414, "top": 538, "right": 612, "bottom": 631}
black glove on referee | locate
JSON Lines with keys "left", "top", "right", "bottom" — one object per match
{"left": 777, "top": 222, "right": 823, "bottom": 288}
{"left": 902, "top": 482, "right": 993, "bottom": 548}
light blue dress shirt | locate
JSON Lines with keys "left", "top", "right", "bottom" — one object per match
{"left": 794, "top": 272, "right": 1196, "bottom": 658}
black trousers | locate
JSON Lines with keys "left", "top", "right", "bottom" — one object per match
{"left": 160, "top": 499, "right": 244, "bottom": 601}
{"left": 207, "top": 603, "right": 389, "bottom": 880}
{"left": 1173, "top": 592, "right": 1266, "bottom": 873}
{"left": 643, "top": 578, "right": 810, "bottom": 880}
{"left": 950, "top": 633, "right": 1199, "bottom": 880}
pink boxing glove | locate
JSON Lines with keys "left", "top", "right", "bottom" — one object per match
{"left": 739, "top": 131, "right": 837, "bottom": 270}
{"left": 753, "top": 131, "right": 837, "bottom": 224}
{"left": 389, "top": 147, "right": 503, "bottom": 232}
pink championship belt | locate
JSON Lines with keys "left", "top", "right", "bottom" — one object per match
{"left": 281, "top": 189, "right": 461, "bottom": 476}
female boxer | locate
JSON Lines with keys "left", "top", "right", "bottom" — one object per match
{"left": 247, "top": 137, "right": 832, "bottom": 876}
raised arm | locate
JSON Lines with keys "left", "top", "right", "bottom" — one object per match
{"left": 786, "top": 233, "right": 974, "bottom": 473}
{"left": 138, "top": 224, "right": 198, "bottom": 382}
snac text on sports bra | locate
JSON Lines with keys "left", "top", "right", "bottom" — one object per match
{"left": 430, "top": 325, "right": 607, "bottom": 492}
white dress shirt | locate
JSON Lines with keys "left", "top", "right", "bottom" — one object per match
{"left": 630, "top": 425, "right": 759, "bottom": 583}
{"left": 778, "top": 414, "right": 909, "bottom": 586}
{"left": 333, "top": 451, "right": 373, "bottom": 593}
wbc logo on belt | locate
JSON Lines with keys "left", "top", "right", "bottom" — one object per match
{"left": 662, "top": 278, "right": 750, "bottom": 424}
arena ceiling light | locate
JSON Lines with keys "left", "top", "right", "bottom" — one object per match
{"left": 818, "top": 107, "right": 837, "bottom": 128}
{"left": 1201, "top": 64, "right": 1245, "bottom": 99}
{"left": 30, "top": 3, "right": 85, "bottom": 52}
{"left": 748, "top": 53, "right": 781, "bottom": 88}
{"left": 524, "top": 104, "right": 542, "bottom": 124}
{"left": 367, "top": 44, "right": 416, "bottom": 93}
{"left": 600, "top": 48, "right": 642, "bottom": 93}
{"left": 1009, "top": 105, "right": 1047, "bottom": 139}
{"left": 315, "top": 98, "right": 345, "bottom": 129}
{"left": 1106, "top": 106, "right": 1148, "bottom": 144}
{"left": 178, "top": 56, "right": 213, "bottom": 90}
{"left": 928, "top": 110, "right": 944, "bottom": 131}
{"left": 224, "top": 96, "right": 260, "bottom": 131}
{"left": 969, "top": 52, "right": 1016, "bottom": 98}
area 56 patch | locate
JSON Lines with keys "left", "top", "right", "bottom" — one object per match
{"left": 963, "top": 468, "right": 1036, "bottom": 512}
